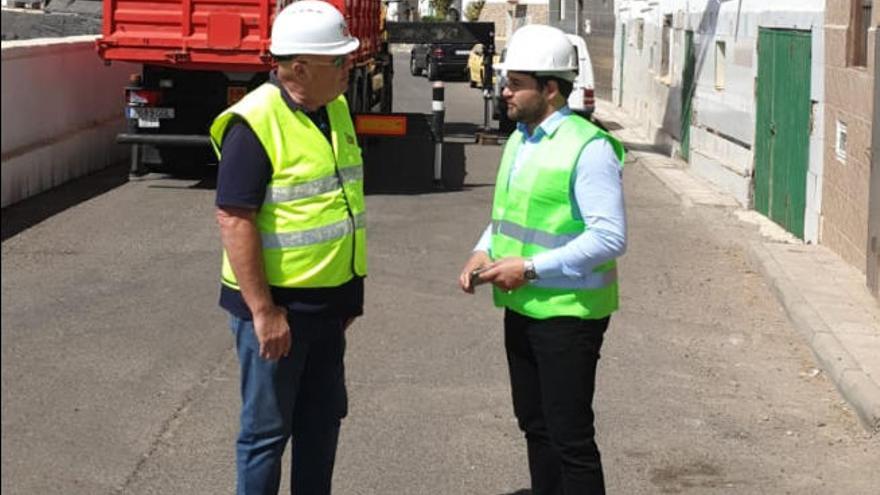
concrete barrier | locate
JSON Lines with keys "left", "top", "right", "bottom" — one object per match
{"left": 1, "top": 36, "right": 138, "bottom": 208}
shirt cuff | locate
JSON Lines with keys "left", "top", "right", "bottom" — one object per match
{"left": 532, "top": 251, "right": 564, "bottom": 279}
{"left": 474, "top": 225, "right": 492, "bottom": 253}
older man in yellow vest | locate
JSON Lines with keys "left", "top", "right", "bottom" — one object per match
{"left": 459, "top": 24, "right": 627, "bottom": 495}
{"left": 211, "top": 2, "right": 365, "bottom": 493}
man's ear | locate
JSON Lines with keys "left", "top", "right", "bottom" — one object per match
{"left": 286, "top": 60, "right": 308, "bottom": 81}
{"left": 543, "top": 79, "right": 560, "bottom": 101}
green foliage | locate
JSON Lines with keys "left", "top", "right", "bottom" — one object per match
{"left": 465, "top": 0, "right": 486, "bottom": 22}
{"left": 430, "top": 0, "right": 454, "bottom": 20}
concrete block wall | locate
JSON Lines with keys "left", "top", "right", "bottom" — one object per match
{"left": 479, "top": 0, "right": 549, "bottom": 49}
{"left": 1, "top": 36, "right": 139, "bottom": 208}
{"left": 822, "top": 0, "right": 878, "bottom": 275}
{"left": 614, "top": 1, "right": 826, "bottom": 222}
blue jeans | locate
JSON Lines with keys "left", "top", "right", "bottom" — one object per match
{"left": 229, "top": 313, "right": 348, "bottom": 495}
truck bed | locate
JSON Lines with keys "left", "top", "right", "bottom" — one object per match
{"left": 96, "top": 0, "right": 382, "bottom": 72}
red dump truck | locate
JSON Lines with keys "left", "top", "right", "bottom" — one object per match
{"left": 96, "top": 0, "right": 393, "bottom": 173}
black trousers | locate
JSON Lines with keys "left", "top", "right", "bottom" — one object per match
{"left": 504, "top": 309, "right": 610, "bottom": 495}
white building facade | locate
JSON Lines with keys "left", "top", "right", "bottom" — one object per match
{"left": 614, "top": 0, "right": 826, "bottom": 243}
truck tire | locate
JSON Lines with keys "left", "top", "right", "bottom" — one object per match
{"left": 380, "top": 76, "right": 393, "bottom": 113}
{"left": 427, "top": 60, "right": 438, "bottom": 81}
{"left": 348, "top": 73, "right": 363, "bottom": 113}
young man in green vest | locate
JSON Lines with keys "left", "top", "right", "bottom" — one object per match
{"left": 459, "top": 24, "right": 627, "bottom": 495}
{"left": 211, "top": 2, "right": 365, "bottom": 493}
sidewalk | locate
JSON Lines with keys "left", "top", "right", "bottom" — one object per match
{"left": 595, "top": 100, "right": 880, "bottom": 434}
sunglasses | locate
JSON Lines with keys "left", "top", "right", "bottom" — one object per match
{"left": 300, "top": 55, "right": 348, "bottom": 68}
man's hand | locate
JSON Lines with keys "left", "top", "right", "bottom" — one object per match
{"left": 459, "top": 250, "right": 492, "bottom": 294}
{"left": 252, "top": 305, "right": 291, "bottom": 361}
{"left": 479, "top": 256, "right": 527, "bottom": 291}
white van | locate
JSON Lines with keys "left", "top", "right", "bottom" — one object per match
{"left": 565, "top": 34, "right": 596, "bottom": 120}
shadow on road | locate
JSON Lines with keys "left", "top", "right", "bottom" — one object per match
{"left": 1, "top": 162, "right": 129, "bottom": 242}
{"left": 142, "top": 166, "right": 218, "bottom": 190}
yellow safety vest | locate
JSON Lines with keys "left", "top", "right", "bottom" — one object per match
{"left": 210, "top": 83, "right": 366, "bottom": 289}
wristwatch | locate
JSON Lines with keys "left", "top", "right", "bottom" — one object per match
{"left": 523, "top": 259, "right": 538, "bottom": 281}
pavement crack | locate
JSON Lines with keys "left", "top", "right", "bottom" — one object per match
{"left": 112, "top": 344, "right": 235, "bottom": 494}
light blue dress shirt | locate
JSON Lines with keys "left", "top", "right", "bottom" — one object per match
{"left": 474, "top": 107, "right": 627, "bottom": 289}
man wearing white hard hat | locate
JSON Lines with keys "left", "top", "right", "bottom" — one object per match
{"left": 459, "top": 24, "right": 627, "bottom": 494}
{"left": 210, "top": 2, "right": 365, "bottom": 493}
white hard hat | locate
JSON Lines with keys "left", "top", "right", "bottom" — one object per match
{"left": 495, "top": 24, "right": 577, "bottom": 82}
{"left": 270, "top": 0, "right": 360, "bottom": 57}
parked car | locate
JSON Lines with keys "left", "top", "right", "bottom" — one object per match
{"left": 467, "top": 43, "right": 499, "bottom": 88}
{"left": 410, "top": 42, "right": 472, "bottom": 81}
{"left": 565, "top": 34, "right": 596, "bottom": 120}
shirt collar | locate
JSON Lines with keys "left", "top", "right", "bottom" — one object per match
{"left": 516, "top": 106, "right": 572, "bottom": 141}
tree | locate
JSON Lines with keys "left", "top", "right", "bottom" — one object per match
{"left": 430, "top": 0, "right": 454, "bottom": 20}
{"left": 464, "top": 0, "right": 486, "bottom": 22}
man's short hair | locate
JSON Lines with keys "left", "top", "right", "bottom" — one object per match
{"left": 535, "top": 75, "right": 574, "bottom": 99}
{"left": 272, "top": 54, "right": 298, "bottom": 63}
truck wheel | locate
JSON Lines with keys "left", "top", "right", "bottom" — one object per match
{"left": 346, "top": 75, "right": 358, "bottom": 112}
{"left": 381, "top": 77, "right": 393, "bottom": 113}
{"left": 427, "top": 61, "right": 438, "bottom": 81}
{"left": 410, "top": 56, "right": 420, "bottom": 76}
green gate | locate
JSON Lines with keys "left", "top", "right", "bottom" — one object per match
{"left": 754, "top": 28, "right": 812, "bottom": 239}
{"left": 680, "top": 30, "right": 695, "bottom": 161}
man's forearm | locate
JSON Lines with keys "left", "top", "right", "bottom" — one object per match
{"left": 217, "top": 208, "right": 275, "bottom": 316}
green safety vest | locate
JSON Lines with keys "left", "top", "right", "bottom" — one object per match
{"left": 491, "top": 114, "right": 625, "bottom": 320}
{"left": 210, "top": 83, "right": 366, "bottom": 290}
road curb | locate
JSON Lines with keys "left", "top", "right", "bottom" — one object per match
{"left": 747, "top": 241, "right": 880, "bottom": 434}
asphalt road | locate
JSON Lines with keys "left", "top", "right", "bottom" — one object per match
{"left": 2, "top": 49, "right": 877, "bottom": 494}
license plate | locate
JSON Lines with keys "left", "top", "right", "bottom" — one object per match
{"left": 128, "top": 107, "right": 174, "bottom": 128}
{"left": 455, "top": 50, "right": 470, "bottom": 55}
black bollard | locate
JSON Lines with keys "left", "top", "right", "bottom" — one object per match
{"left": 432, "top": 81, "right": 444, "bottom": 181}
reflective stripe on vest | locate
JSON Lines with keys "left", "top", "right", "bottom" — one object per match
{"left": 262, "top": 212, "right": 365, "bottom": 249}
{"left": 490, "top": 114, "right": 625, "bottom": 319}
{"left": 210, "top": 83, "right": 366, "bottom": 289}
{"left": 264, "top": 166, "right": 363, "bottom": 204}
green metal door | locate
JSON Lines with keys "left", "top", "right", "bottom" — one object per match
{"left": 754, "top": 28, "right": 812, "bottom": 239}
{"left": 681, "top": 30, "right": 695, "bottom": 161}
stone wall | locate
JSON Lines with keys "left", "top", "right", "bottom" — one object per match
{"left": 479, "top": 2, "right": 549, "bottom": 49}
{"left": 822, "top": 0, "right": 879, "bottom": 274}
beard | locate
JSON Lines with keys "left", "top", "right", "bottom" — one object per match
{"left": 506, "top": 98, "right": 547, "bottom": 125}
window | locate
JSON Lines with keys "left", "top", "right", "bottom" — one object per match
{"left": 836, "top": 120, "right": 848, "bottom": 162}
{"left": 635, "top": 18, "right": 644, "bottom": 51}
{"left": 661, "top": 14, "right": 672, "bottom": 78}
{"left": 851, "top": 0, "right": 873, "bottom": 67}
{"left": 715, "top": 41, "right": 726, "bottom": 90}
